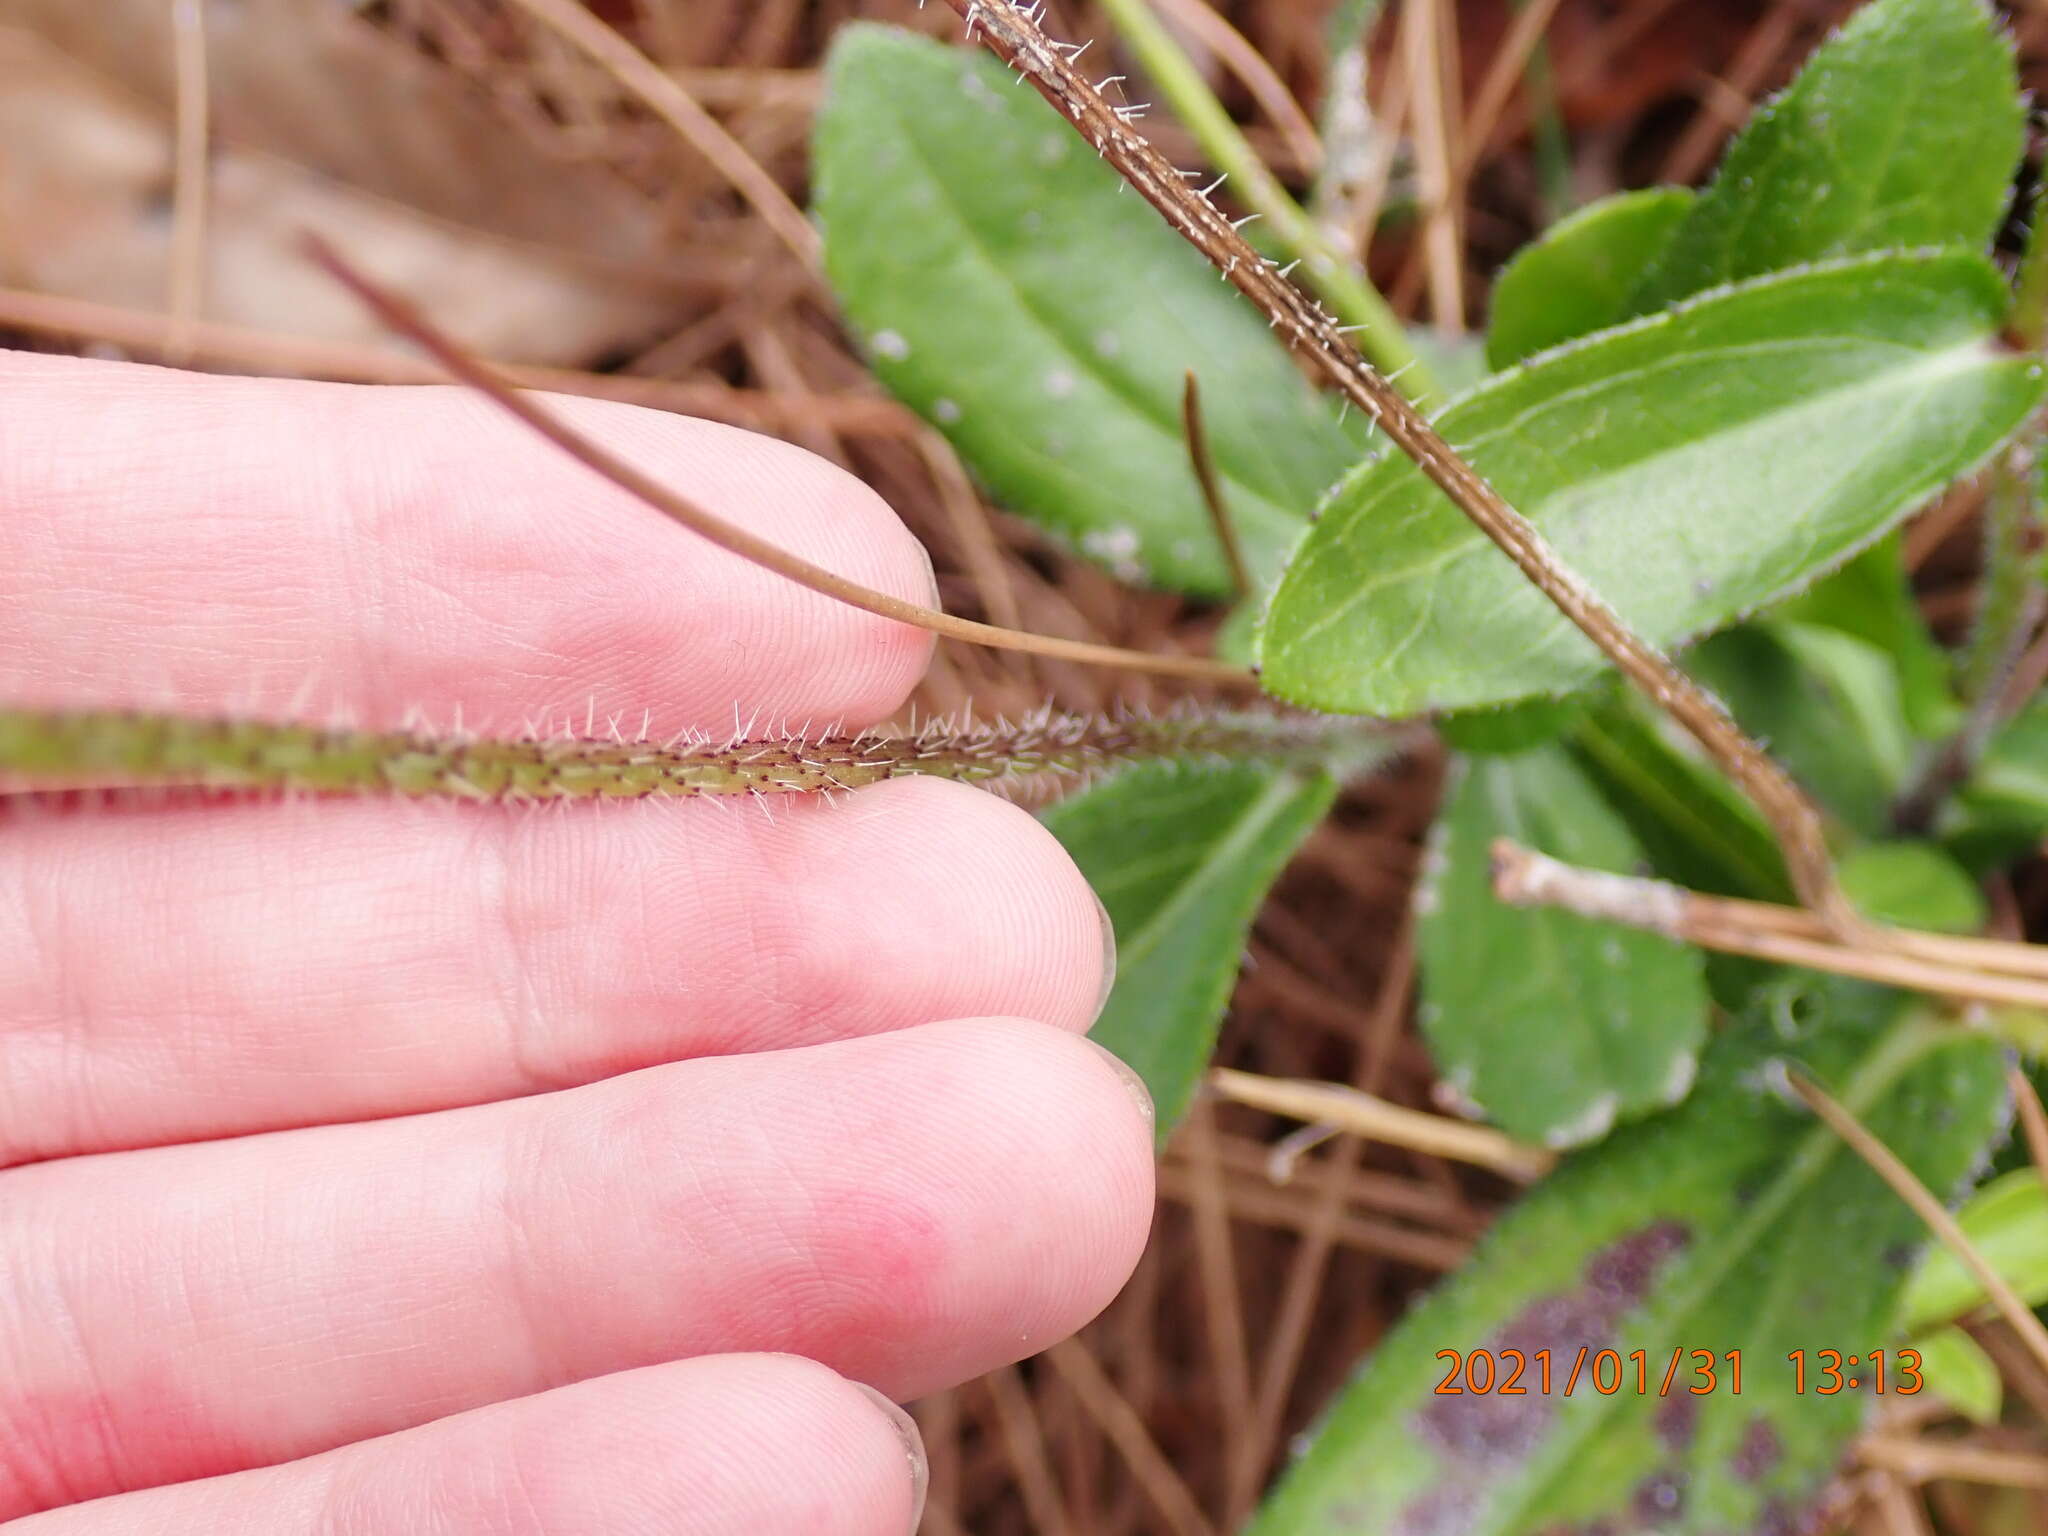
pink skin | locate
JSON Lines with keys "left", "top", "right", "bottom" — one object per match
{"left": 0, "top": 354, "right": 1155, "bottom": 1532}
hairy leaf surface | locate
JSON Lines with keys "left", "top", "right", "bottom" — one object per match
{"left": 816, "top": 26, "right": 1363, "bottom": 594}
{"left": 1249, "top": 986, "right": 2007, "bottom": 1536}
{"left": 1418, "top": 747, "right": 1708, "bottom": 1146}
{"left": 1041, "top": 762, "right": 1339, "bottom": 1139}
{"left": 1627, "top": 0, "right": 2022, "bottom": 313}
{"left": 1258, "top": 253, "right": 2046, "bottom": 715}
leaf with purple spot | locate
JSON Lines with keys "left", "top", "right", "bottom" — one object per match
{"left": 1247, "top": 979, "right": 2007, "bottom": 1535}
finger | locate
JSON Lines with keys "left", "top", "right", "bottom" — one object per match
{"left": 0, "top": 1018, "right": 1154, "bottom": 1516}
{"left": 2, "top": 1355, "right": 923, "bottom": 1535}
{"left": 0, "top": 351, "right": 935, "bottom": 733}
{"left": 0, "top": 779, "right": 1110, "bottom": 1163}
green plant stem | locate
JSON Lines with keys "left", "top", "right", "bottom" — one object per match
{"left": 0, "top": 706, "right": 1397, "bottom": 803}
{"left": 1093, "top": 0, "right": 1434, "bottom": 398}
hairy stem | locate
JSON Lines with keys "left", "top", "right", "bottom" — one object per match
{"left": 944, "top": 0, "right": 1856, "bottom": 933}
{"left": 0, "top": 706, "right": 1394, "bottom": 804}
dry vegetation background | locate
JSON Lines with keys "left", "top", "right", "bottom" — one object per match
{"left": 5, "top": 1, "right": 2048, "bottom": 1530}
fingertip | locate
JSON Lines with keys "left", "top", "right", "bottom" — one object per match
{"left": 510, "top": 394, "right": 940, "bottom": 730}
{"left": 423, "top": 1354, "right": 926, "bottom": 1536}
{"left": 811, "top": 778, "right": 1110, "bottom": 1035}
{"left": 903, "top": 1017, "right": 1158, "bottom": 1366}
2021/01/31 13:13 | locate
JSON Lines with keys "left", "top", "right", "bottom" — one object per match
{"left": 1785, "top": 1349, "right": 1923, "bottom": 1394}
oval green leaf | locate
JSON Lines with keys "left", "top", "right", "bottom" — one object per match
{"left": 1258, "top": 252, "right": 2046, "bottom": 716}
{"left": 1419, "top": 747, "right": 1709, "bottom": 1146}
{"left": 815, "top": 25, "right": 1363, "bottom": 596}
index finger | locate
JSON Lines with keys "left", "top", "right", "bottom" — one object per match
{"left": 0, "top": 351, "right": 936, "bottom": 733}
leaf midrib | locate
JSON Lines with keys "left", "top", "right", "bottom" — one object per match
{"left": 1274, "top": 330, "right": 1995, "bottom": 664}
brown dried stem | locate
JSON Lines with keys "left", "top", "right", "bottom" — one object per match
{"left": 305, "top": 235, "right": 1254, "bottom": 685}
{"left": 166, "top": 0, "right": 210, "bottom": 365}
{"left": 1180, "top": 373, "right": 1251, "bottom": 601}
{"left": 1491, "top": 840, "right": 2048, "bottom": 1010}
{"left": 1207, "top": 1066, "right": 1555, "bottom": 1181}
{"left": 498, "top": 0, "right": 822, "bottom": 273}
{"left": 939, "top": 0, "right": 1856, "bottom": 932}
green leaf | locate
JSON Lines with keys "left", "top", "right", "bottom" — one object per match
{"left": 1776, "top": 539, "right": 1959, "bottom": 740}
{"left": 815, "top": 26, "right": 1363, "bottom": 596}
{"left": 1418, "top": 747, "right": 1709, "bottom": 1146}
{"left": 1685, "top": 621, "right": 1914, "bottom": 836}
{"left": 1248, "top": 985, "right": 2008, "bottom": 1536}
{"left": 1838, "top": 841, "right": 1986, "bottom": 934}
{"left": 1900, "top": 1169, "right": 2048, "bottom": 1334}
{"left": 1487, "top": 188, "right": 1695, "bottom": 369}
{"left": 1258, "top": 251, "right": 2047, "bottom": 716}
{"left": 1913, "top": 1326, "right": 2002, "bottom": 1426}
{"left": 1041, "top": 762, "right": 1339, "bottom": 1141}
{"left": 1567, "top": 700, "right": 1790, "bottom": 903}
{"left": 1435, "top": 691, "right": 1595, "bottom": 757}
{"left": 1627, "top": 0, "right": 2023, "bottom": 315}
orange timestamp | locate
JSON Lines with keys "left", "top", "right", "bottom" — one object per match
{"left": 1434, "top": 1348, "right": 1746, "bottom": 1397}
{"left": 1432, "top": 1347, "right": 1926, "bottom": 1397}
{"left": 1784, "top": 1349, "right": 1924, "bottom": 1394}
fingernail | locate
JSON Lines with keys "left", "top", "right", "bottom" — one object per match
{"left": 853, "top": 1383, "right": 928, "bottom": 1533}
{"left": 1091, "top": 887, "right": 1119, "bottom": 1021}
{"left": 1085, "top": 1036, "right": 1154, "bottom": 1134}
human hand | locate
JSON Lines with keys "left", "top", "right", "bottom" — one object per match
{"left": 0, "top": 353, "right": 1155, "bottom": 1533}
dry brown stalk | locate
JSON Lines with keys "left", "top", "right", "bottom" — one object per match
{"left": 1865, "top": 1468, "right": 1938, "bottom": 1536}
{"left": 1491, "top": 841, "right": 2048, "bottom": 1010}
{"left": 1179, "top": 373, "right": 1251, "bottom": 601}
{"left": 1861, "top": 1436, "right": 2048, "bottom": 1491}
{"left": 982, "top": 1365, "right": 1078, "bottom": 1536}
{"left": 1044, "top": 1340, "right": 1218, "bottom": 1536}
{"left": 1453, "top": 0, "right": 1567, "bottom": 184}
{"left": 498, "top": 0, "right": 822, "bottom": 272}
{"left": 1207, "top": 1066, "right": 1555, "bottom": 1180}
{"left": 166, "top": 0, "right": 210, "bottom": 365}
{"left": 306, "top": 235, "right": 1256, "bottom": 685}
{"left": 1180, "top": 1100, "right": 1254, "bottom": 1505}
{"left": 937, "top": 0, "right": 1858, "bottom": 933}
{"left": 1400, "top": 0, "right": 1464, "bottom": 331}
{"left": 1658, "top": 0, "right": 1802, "bottom": 186}
{"left": 2011, "top": 1065, "right": 2048, "bottom": 1190}
{"left": 1148, "top": 0, "right": 1323, "bottom": 171}
{"left": 1153, "top": 1158, "right": 1471, "bottom": 1268}
{"left": 1787, "top": 1071, "right": 2048, "bottom": 1388}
